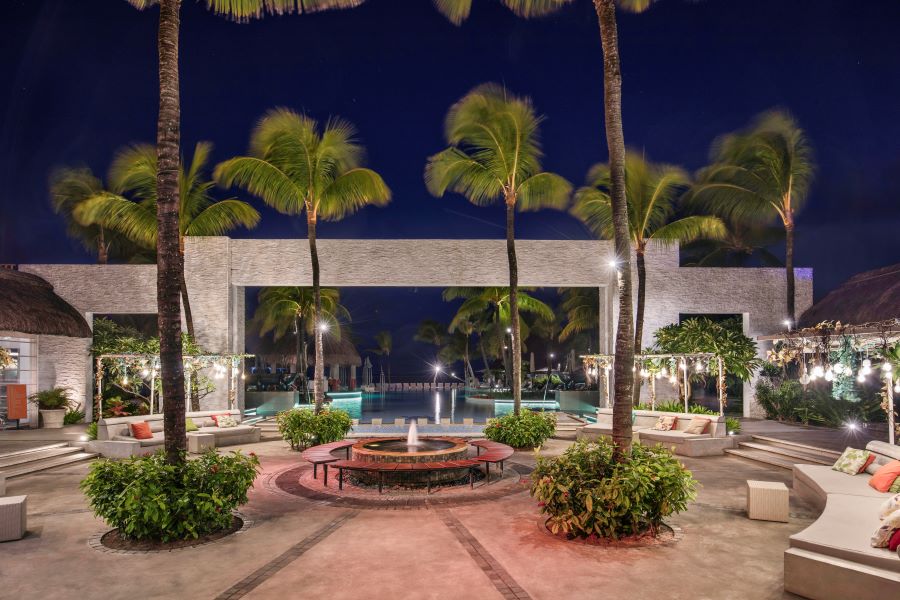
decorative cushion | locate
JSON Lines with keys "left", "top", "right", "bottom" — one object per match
{"left": 869, "top": 461, "right": 900, "bottom": 492}
{"left": 185, "top": 418, "right": 198, "bottom": 432}
{"left": 216, "top": 415, "right": 238, "bottom": 428}
{"left": 832, "top": 447, "right": 873, "bottom": 475}
{"left": 149, "top": 421, "right": 165, "bottom": 433}
{"left": 684, "top": 417, "right": 710, "bottom": 435}
{"left": 890, "top": 528, "right": 900, "bottom": 552}
{"left": 210, "top": 414, "right": 232, "bottom": 426}
{"left": 129, "top": 421, "right": 153, "bottom": 440}
{"left": 891, "top": 479, "right": 900, "bottom": 494}
{"left": 866, "top": 459, "right": 884, "bottom": 475}
{"left": 879, "top": 494, "right": 900, "bottom": 519}
{"left": 871, "top": 508, "right": 900, "bottom": 548}
{"left": 652, "top": 416, "right": 677, "bottom": 431}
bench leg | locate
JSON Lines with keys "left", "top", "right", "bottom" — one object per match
{"left": 486, "top": 462, "right": 490, "bottom": 483}
{"left": 324, "top": 464, "right": 328, "bottom": 487}
{"left": 469, "top": 468, "right": 474, "bottom": 489}
{"left": 379, "top": 471, "right": 384, "bottom": 495}
{"left": 346, "top": 447, "right": 351, "bottom": 459}
{"left": 313, "top": 463, "right": 318, "bottom": 479}
{"left": 339, "top": 468, "right": 344, "bottom": 491}
{"left": 427, "top": 471, "right": 432, "bottom": 495}
{"left": 500, "top": 461, "right": 504, "bottom": 474}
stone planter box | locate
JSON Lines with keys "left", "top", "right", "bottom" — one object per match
{"left": 39, "top": 409, "right": 66, "bottom": 429}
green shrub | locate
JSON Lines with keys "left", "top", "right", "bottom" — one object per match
{"left": 725, "top": 417, "right": 741, "bottom": 434}
{"left": 635, "top": 401, "right": 716, "bottom": 415}
{"left": 64, "top": 410, "right": 85, "bottom": 425}
{"left": 755, "top": 381, "right": 883, "bottom": 428}
{"left": 483, "top": 410, "right": 556, "bottom": 448}
{"left": 276, "top": 408, "right": 353, "bottom": 450}
{"left": 687, "top": 404, "right": 718, "bottom": 415}
{"left": 81, "top": 450, "right": 259, "bottom": 542}
{"left": 531, "top": 439, "right": 697, "bottom": 539}
{"left": 28, "top": 387, "right": 75, "bottom": 410}
{"left": 86, "top": 422, "right": 98, "bottom": 441}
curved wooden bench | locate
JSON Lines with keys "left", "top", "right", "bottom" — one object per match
{"left": 330, "top": 458, "right": 481, "bottom": 494}
{"left": 300, "top": 440, "right": 356, "bottom": 485}
{"left": 473, "top": 443, "right": 514, "bottom": 481}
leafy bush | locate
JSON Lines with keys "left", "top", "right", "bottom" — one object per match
{"left": 483, "top": 410, "right": 556, "bottom": 448}
{"left": 81, "top": 450, "right": 259, "bottom": 542}
{"left": 29, "top": 387, "right": 75, "bottom": 410}
{"left": 635, "top": 401, "right": 716, "bottom": 416}
{"left": 276, "top": 408, "right": 353, "bottom": 450}
{"left": 531, "top": 439, "right": 697, "bottom": 539}
{"left": 86, "top": 421, "right": 98, "bottom": 441}
{"left": 755, "top": 380, "right": 884, "bottom": 427}
{"left": 64, "top": 410, "right": 85, "bottom": 425}
{"left": 725, "top": 417, "right": 741, "bottom": 434}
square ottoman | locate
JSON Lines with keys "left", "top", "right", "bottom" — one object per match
{"left": 0, "top": 495, "right": 27, "bottom": 542}
{"left": 746, "top": 480, "right": 789, "bottom": 522}
{"left": 188, "top": 433, "right": 216, "bottom": 454}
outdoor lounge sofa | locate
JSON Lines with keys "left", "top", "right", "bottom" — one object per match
{"left": 785, "top": 440, "right": 900, "bottom": 599}
{"left": 91, "top": 409, "right": 260, "bottom": 457}
{"left": 576, "top": 408, "right": 733, "bottom": 456}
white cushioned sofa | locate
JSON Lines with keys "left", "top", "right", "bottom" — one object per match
{"left": 91, "top": 410, "right": 260, "bottom": 458}
{"left": 576, "top": 408, "right": 733, "bottom": 456}
{"left": 785, "top": 440, "right": 900, "bottom": 599}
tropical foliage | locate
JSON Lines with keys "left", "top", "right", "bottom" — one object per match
{"left": 483, "top": 410, "right": 556, "bottom": 448}
{"left": 426, "top": 84, "right": 571, "bottom": 413}
{"left": 368, "top": 330, "right": 393, "bottom": 383}
{"left": 755, "top": 380, "right": 885, "bottom": 428}
{"left": 275, "top": 408, "right": 353, "bottom": 451}
{"left": 531, "top": 439, "right": 696, "bottom": 539}
{"left": 653, "top": 317, "right": 761, "bottom": 382}
{"left": 216, "top": 108, "right": 390, "bottom": 411}
{"left": 81, "top": 450, "right": 259, "bottom": 541}
{"left": 0, "top": 347, "right": 13, "bottom": 369}
{"left": 29, "top": 387, "right": 76, "bottom": 411}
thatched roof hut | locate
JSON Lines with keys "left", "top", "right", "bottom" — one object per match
{"left": 0, "top": 269, "right": 91, "bottom": 338}
{"left": 798, "top": 263, "right": 900, "bottom": 328}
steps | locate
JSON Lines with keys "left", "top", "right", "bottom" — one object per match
{"left": 724, "top": 435, "right": 839, "bottom": 470}
{"left": 0, "top": 443, "right": 97, "bottom": 479}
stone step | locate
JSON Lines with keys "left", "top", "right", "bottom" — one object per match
{"left": 0, "top": 442, "right": 68, "bottom": 461}
{"left": 750, "top": 435, "right": 842, "bottom": 459}
{"left": 1, "top": 451, "right": 98, "bottom": 479}
{"left": 738, "top": 441, "right": 834, "bottom": 466}
{"left": 724, "top": 448, "right": 803, "bottom": 470}
{"left": 0, "top": 446, "right": 82, "bottom": 469}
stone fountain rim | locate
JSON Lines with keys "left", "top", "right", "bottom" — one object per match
{"left": 352, "top": 436, "right": 469, "bottom": 458}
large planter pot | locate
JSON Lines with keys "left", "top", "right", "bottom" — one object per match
{"left": 40, "top": 409, "right": 66, "bottom": 429}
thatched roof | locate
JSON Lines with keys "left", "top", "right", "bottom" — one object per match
{"left": 255, "top": 332, "right": 361, "bottom": 367}
{"left": 0, "top": 270, "right": 92, "bottom": 338}
{"left": 798, "top": 263, "right": 900, "bottom": 328}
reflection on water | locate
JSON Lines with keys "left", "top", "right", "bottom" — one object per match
{"left": 245, "top": 389, "right": 601, "bottom": 423}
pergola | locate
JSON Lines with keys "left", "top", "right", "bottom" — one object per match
{"left": 94, "top": 353, "right": 250, "bottom": 417}
{"left": 758, "top": 319, "right": 899, "bottom": 444}
{"left": 582, "top": 352, "right": 726, "bottom": 415}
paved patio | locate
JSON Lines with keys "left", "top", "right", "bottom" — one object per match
{"left": 2, "top": 436, "right": 817, "bottom": 600}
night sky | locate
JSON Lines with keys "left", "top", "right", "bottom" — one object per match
{"left": 2, "top": 0, "right": 899, "bottom": 377}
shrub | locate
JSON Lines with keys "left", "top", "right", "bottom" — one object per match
{"left": 483, "top": 410, "right": 556, "bottom": 448}
{"left": 755, "top": 381, "right": 884, "bottom": 428}
{"left": 86, "top": 421, "right": 98, "bottom": 441}
{"left": 276, "top": 408, "right": 353, "bottom": 450}
{"left": 531, "top": 439, "right": 697, "bottom": 539}
{"left": 81, "top": 450, "right": 259, "bottom": 542}
{"left": 725, "top": 417, "right": 741, "bottom": 434}
{"left": 635, "top": 402, "right": 716, "bottom": 416}
{"left": 28, "top": 387, "right": 75, "bottom": 410}
{"left": 64, "top": 410, "right": 85, "bottom": 425}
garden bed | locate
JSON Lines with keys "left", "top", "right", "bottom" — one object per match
{"left": 98, "top": 515, "right": 245, "bottom": 552}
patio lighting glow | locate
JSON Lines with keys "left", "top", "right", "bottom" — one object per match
{"left": 812, "top": 364, "right": 824, "bottom": 378}
{"left": 782, "top": 319, "right": 792, "bottom": 328}
{"left": 894, "top": 381, "right": 900, "bottom": 394}
{"left": 639, "top": 368, "right": 649, "bottom": 378}
{"left": 846, "top": 421, "right": 859, "bottom": 431}
{"left": 862, "top": 358, "right": 872, "bottom": 369}
{"left": 318, "top": 321, "right": 330, "bottom": 333}
{"left": 607, "top": 259, "right": 619, "bottom": 269}
{"left": 882, "top": 362, "right": 893, "bottom": 373}
{"left": 141, "top": 368, "right": 150, "bottom": 377}
{"left": 857, "top": 372, "right": 866, "bottom": 383}
{"left": 824, "top": 369, "right": 834, "bottom": 382}
{"left": 506, "top": 327, "right": 512, "bottom": 334}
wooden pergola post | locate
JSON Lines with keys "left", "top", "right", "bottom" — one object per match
{"left": 717, "top": 356, "right": 726, "bottom": 416}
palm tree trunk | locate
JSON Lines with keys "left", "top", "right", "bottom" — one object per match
{"left": 506, "top": 200, "right": 522, "bottom": 414}
{"left": 97, "top": 228, "right": 108, "bottom": 265}
{"left": 595, "top": 0, "right": 635, "bottom": 461}
{"left": 179, "top": 267, "right": 200, "bottom": 411}
{"left": 479, "top": 339, "right": 492, "bottom": 385}
{"left": 155, "top": 0, "right": 186, "bottom": 465}
{"left": 308, "top": 216, "right": 325, "bottom": 413}
{"left": 632, "top": 249, "right": 646, "bottom": 403}
{"left": 294, "top": 315, "right": 303, "bottom": 395}
{"left": 785, "top": 216, "right": 795, "bottom": 324}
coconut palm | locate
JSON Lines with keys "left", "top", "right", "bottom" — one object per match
{"left": 572, "top": 152, "right": 726, "bottom": 358}
{"left": 558, "top": 287, "right": 600, "bottom": 350}
{"left": 368, "top": 330, "right": 393, "bottom": 384}
{"left": 433, "top": 0, "right": 659, "bottom": 457}
{"left": 252, "top": 287, "right": 349, "bottom": 397}
{"left": 215, "top": 109, "right": 390, "bottom": 411}
{"left": 687, "top": 110, "right": 815, "bottom": 323}
{"left": 124, "top": 0, "right": 368, "bottom": 464}
{"left": 74, "top": 142, "right": 261, "bottom": 342}
{"left": 426, "top": 85, "right": 571, "bottom": 413}
{"left": 682, "top": 218, "right": 784, "bottom": 267}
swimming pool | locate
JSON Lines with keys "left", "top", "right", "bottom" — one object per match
{"left": 245, "top": 389, "right": 601, "bottom": 423}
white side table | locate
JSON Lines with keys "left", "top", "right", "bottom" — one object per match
{"left": 188, "top": 433, "right": 216, "bottom": 454}
{"left": 746, "top": 480, "right": 790, "bottom": 522}
{"left": 0, "top": 495, "right": 27, "bottom": 542}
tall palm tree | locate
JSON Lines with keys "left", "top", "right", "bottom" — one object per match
{"left": 369, "top": 330, "right": 393, "bottom": 384}
{"left": 215, "top": 109, "right": 390, "bottom": 412}
{"left": 687, "top": 110, "right": 815, "bottom": 323}
{"left": 251, "top": 286, "right": 349, "bottom": 397}
{"left": 75, "top": 142, "right": 260, "bottom": 341}
{"left": 125, "top": 0, "right": 368, "bottom": 464}
{"left": 426, "top": 85, "right": 571, "bottom": 413}
{"left": 558, "top": 287, "right": 600, "bottom": 350}
{"left": 682, "top": 218, "right": 784, "bottom": 267}
{"left": 572, "top": 151, "right": 726, "bottom": 362}
{"left": 433, "top": 0, "right": 659, "bottom": 458}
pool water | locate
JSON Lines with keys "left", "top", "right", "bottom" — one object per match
{"left": 246, "top": 390, "right": 600, "bottom": 423}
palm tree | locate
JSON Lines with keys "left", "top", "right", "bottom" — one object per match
{"left": 687, "top": 110, "right": 815, "bottom": 323}
{"left": 251, "top": 287, "right": 349, "bottom": 398}
{"left": 558, "top": 287, "right": 600, "bottom": 350}
{"left": 426, "top": 85, "right": 571, "bottom": 413}
{"left": 124, "top": 0, "right": 368, "bottom": 464}
{"left": 75, "top": 142, "right": 260, "bottom": 342}
{"left": 414, "top": 320, "right": 449, "bottom": 348}
{"left": 682, "top": 218, "right": 784, "bottom": 267}
{"left": 215, "top": 109, "right": 390, "bottom": 411}
{"left": 432, "top": 0, "right": 659, "bottom": 458}
{"left": 572, "top": 151, "right": 726, "bottom": 363}
{"left": 369, "top": 330, "right": 393, "bottom": 384}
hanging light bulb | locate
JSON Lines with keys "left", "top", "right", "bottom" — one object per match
{"left": 881, "top": 362, "right": 893, "bottom": 373}
{"left": 833, "top": 363, "right": 844, "bottom": 375}
{"left": 655, "top": 370, "right": 663, "bottom": 379}
{"left": 862, "top": 364, "right": 872, "bottom": 376}
{"left": 639, "top": 368, "right": 649, "bottom": 378}
{"left": 695, "top": 361, "right": 705, "bottom": 372}
{"left": 141, "top": 368, "right": 150, "bottom": 377}
{"left": 799, "top": 373, "right": 811, "bottom": 385}
{"left": 812, "top": 364, "right": 824, "bottom": 378}
{"left": 669, "top": 375, "right": 677, "bottom": 385}
{"left": 862, "top": 358, "right": 872, "bottom": 369}
{"left": 660, "top": 367, "right": 668, "bottom": 378}
{"left": 824, "top": 369, "right": 834, "bottom": 382}
{"left": 894, "top": 381, "right": 900, "bottom": 394}
{"left": 857, "top": 371, "right": 866, "bottom": 383}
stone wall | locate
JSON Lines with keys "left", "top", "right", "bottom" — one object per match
{"left": 37, "top": 334, "right": 92, "bottom": 423}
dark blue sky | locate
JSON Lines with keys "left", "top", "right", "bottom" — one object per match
{"left": 2, "top": 0, "right": 899, "bottom": 376}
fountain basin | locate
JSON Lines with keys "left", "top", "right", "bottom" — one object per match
{"left": 350, "top": 437, "right": 470, "bottom": 485}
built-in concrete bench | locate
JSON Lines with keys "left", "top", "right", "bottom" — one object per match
{"left": 91, "top": 410, "right": 261, "bottom": 457}
{"left": 576, "top": 408, "right": 732, "bottom": 456}
{"left": 785, "top": 440, "right": 900, "bottom": 599}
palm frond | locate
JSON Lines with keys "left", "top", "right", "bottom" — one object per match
{"left": 214, "top": 156, "right": 303, "bottom": 214}
{"left": 74, "top": 193, "right": 158, "bottom": 249}
{"left": 424, "top": 148, "right": 502, "bottom": 204}
{"left": 318, "top": 168, "right": 391, "bottom": 221}
{"left": 649, "top": 215, "right": 727, "bottom": 247}
{"left": 516, "top": 172, "right": 571, "bottom": 212}
{"left": 185, "top": 199, "right": 261, "bottom": 236}
{"left": 432, "top": 0, "right": 472, "bottom": 24}
{"left": 571, "top": 186, "right": 613, "bottom": 239}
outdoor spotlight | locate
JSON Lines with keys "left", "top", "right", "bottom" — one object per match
{"left": 550, "top": 353, "right": 555, "bottom": 359}
{"left": 782, "top": 319, "right": 792, "bottom": 328}
{"left": 506, "top": 327, "right": 512, "bottom": 334}
{"left": 608, "top": 259, "right": 618, "bottom": 269}
{"left": 318, "top": 321, "right": 330, "bottom": 333}
{"left": 434, "top": 364, "right": 442, "bottom": 373}
{"left": 846, "top": 422, "right": 858, "bottom": 431}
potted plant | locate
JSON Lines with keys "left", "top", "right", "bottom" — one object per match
{"left": 29, "top": 387, "right": 75, "bottom": 429}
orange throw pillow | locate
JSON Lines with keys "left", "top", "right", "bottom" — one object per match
{"left": 210, "top": 414, "right": 231, "bottom": 426}
{"left": 859, "top": 453, "right": 877, "bottom": 474}
{"left": 130, "top": 421, "right": 153, "bottom": 440}
{"left": 868, "top": 460, "right": 900, "bottom": 492}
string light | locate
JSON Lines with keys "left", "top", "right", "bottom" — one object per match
{"left": 881, "top": 362, "right": 893, "bottom": 373}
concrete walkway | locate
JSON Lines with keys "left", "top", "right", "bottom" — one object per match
{"left": 1, "top": 437, "right": 816, "bottom": 600}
